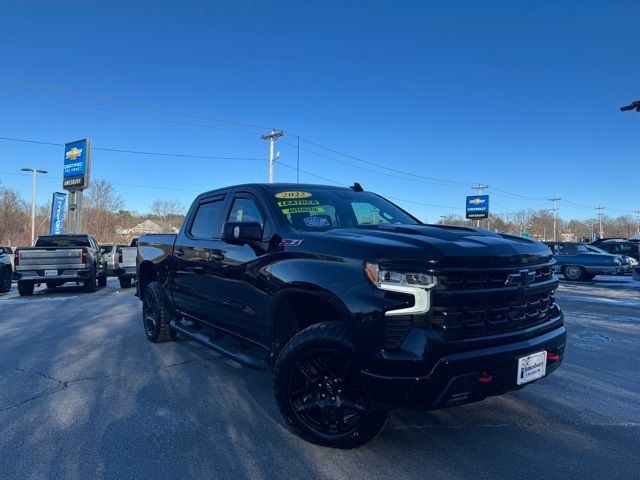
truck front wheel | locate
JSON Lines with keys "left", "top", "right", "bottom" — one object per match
{"left": 119, "top": 277, "right": 132, "bottom": 289}
{"left": 273, "top": 322, "right": 388, "bottom": 449}
{"left": 142, "top": 282, "right": 175, "bottom": 342}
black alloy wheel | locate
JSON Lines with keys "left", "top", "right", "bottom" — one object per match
{"left": 289, "top": 348, "right": 368, "bottom": 437}
{"left": 274, "top": 322, "right": 388, "bottom": 449}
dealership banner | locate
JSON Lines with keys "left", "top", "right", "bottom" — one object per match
{"left": 63, "top": 138, "right": 92, "bottom": 191}
{"left": 50, "top": 192, "right": 67, "bottom": 234}
{"left": 466, "top": 195, "right": 489, "bottom": 219}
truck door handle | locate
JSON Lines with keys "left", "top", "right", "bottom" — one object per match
{"left": 209, "top": 253, "right": 224, "bottom": 261}
{"left": 175, "top": 249, "right": 185, "bottom": 257}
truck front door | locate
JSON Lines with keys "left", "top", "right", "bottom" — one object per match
{"left": 209, "top": 192, "right": 274, "bottom": 344}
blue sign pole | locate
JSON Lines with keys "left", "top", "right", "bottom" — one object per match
{"left": 50, "top": 192, "right": 67, "bottom": 235}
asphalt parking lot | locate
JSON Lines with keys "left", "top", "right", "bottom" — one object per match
{"left": 1, "top": 277, "right": 639, "bottom": 480}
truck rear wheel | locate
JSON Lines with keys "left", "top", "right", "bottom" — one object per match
{"left": 98, "top": 273, "right": 107, "bottom": 287}
{"left": 0, "top": 267, "right": 11, "bottom": 293}
{"left": 119, "top": 277, "right": 132, "bottom": 289}
{"left": 18, "top": 282, "right": 34, "bottom": 296}
{"left": 273, "top": 322, "right": 388, "bottom": 449}
{"left": 84, "top": 274, "right": 96, "bottom": 293}
{"left": 142, "top": 281, "right": 175, "bottom": 342}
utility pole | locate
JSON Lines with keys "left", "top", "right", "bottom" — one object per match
{"left": 471, "top": 184, "right": 488, "bottom": 228}
{"left": 548, "top": 196, "right": 561, "bottom": 241}
{"left": 439, "top": 215, "right": 446, "bottom": 225}
{"left": 595, "top": 206, "right": 605, "bottom": 240}
{"left": 21, "top": 168, "right": 48, "bottom": 246}
{"left": 635, "top": 210, "right": 640, "bottom": 234}
{"left": 260, "top": 130, "right": 284, "bottom": 183}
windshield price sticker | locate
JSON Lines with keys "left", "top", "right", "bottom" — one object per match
{"left": 275, "top": 191, "right": 312, "bottom": 199}
{"left": 277, "top": 200, "right": 320, "bottom": 207}
{"left": 282, "top": 206, "right": 325, "bottom": 215}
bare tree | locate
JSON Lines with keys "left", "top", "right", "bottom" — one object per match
{"left": 0, "top": 185, "right": 30, "bottom": 246}
{"left": 84, "top": 179, "right": 124, "bottom": 242}
{"left": 148, "top": 199, "right": 185, "bottom": 231}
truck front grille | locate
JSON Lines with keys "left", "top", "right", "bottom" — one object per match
{"left": 430, "top": 291, "right": 558, "bottom": 340}
{"left": 382, "top": 264, "right": 559, "bottom": 350}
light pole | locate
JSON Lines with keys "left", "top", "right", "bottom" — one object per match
{"left": 21, "top": 168, "right": 48, "bottom": 245}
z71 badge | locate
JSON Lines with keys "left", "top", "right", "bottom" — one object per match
{"left": 279, "top": 239, "right": 304, "bottom": 247}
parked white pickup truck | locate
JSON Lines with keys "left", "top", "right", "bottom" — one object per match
{"left": 13, "top": 234, "right": 108, "bottom": 295}
{"left": 115, "top": 237, "right": 137, "bottom": 288}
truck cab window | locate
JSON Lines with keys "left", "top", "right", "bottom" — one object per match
{"left": 228, "top": 197, "right": 265, "bottom": 227}
{"left": 190, "top": 199, "right": 225, "bottom": 238}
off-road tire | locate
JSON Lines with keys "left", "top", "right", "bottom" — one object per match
{"left": 98, "top": 273, "right": 107, "bottom": 287}
{"left": 142, "top": 281, "right": 175, "bottom": 342}
{"left": 0, "top": 267, "right": 11, "bottom": 293}
{"left": 45, "top": 281, "right": 58, "bottom": 289}
{"left": 18, "top": 282, "right": 34, "bottom": 296}
{"left": 274, "top": 322, "right": 389, "bottom": 449}
{"left": 119, "top": 277, "right": 132, "bottom": 289}
{"left": 563, "top": 265, "right": 585, "bottom": 281}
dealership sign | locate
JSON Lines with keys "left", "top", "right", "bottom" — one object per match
{"left": 50, "top": 192, "right": 67, "bottom": 234}
{"left": 466, "top": 195, "right": 489, "bottom": 219}
{"left": 63, "top": 139, "right": 91, "bottom": 191}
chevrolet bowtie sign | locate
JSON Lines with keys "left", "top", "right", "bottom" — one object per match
{"left": 63, "top": 139, "right": 92, "bottom": 191}
{"left": 466, "top": 195, "right": 489, "bottom": 219}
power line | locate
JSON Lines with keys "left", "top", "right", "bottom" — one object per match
{"left": 0, "top": 89, "right": 264, "bottom": 136}
{"left": 0, "top": 170, "right": 201, "bottom": 193}
{"left": 0, "top": 76, "right": 274, "bottom": 131}
{"left": 0, "top": 136, "right": 266, "bottom": 161}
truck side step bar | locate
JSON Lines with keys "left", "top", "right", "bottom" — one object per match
{"left": 170, "top": 320, "right": 269, "bottom": 370}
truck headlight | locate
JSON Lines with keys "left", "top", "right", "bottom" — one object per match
{"left": 365, "top": 263, "right": 438, "bottom": 316}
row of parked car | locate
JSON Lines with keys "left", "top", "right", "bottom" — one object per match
{"left": 1, "top": 235, "right": 138, "bottom": 296}
{"left": 544, "top": 238, "right": 640, "bottom": 281}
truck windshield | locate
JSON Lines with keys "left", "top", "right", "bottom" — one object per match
{"left": 268, "top": 188, "right": 419, "bottom": 230}
{"left": 35, "top": 236, "right": 91, "bottom": 247}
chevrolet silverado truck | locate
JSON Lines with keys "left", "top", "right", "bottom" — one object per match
{"left": 136, "top": 183, "right": 565, "bottom": 448}
{"left": 14, "top": 234, "right": 108, "bottom": 295}
{"left": 115, "top": 238, "right": 137, "bottom": 288}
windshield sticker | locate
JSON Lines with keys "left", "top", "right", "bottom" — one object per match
{"left": 281, "top": 206, "right": 325, "bottom": 215}
{"left": 277, "top": 200, "right": 320, "bottom": 207}
{"left": 275, "top": 191, "right": 312, "bottom": 199}
{"left": 279, "top": 239, "right": 304, "bottom": 247}
{"left": 303, "top": 216, "right": 330, "bottom": 228}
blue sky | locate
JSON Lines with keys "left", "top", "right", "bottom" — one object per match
{"left": 0, "top": 1, "right": 638, "bottom": 222}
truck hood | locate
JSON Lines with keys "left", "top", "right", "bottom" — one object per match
{"left": 301, "top": 224, "right": 552, "bottom": 269}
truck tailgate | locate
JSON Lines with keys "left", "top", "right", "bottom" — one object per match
{"left": 16, "top": 248, "right": 85, "bottom": 270}
{"left": 118, "top": 247, "right": 137, "bottom": 268}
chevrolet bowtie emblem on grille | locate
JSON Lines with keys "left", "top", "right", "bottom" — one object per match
{"left": 65, "top": 147, "right": 83, "bottom": 160}
{"left": 505, "top": 269, "right": 536, "bottom": 287}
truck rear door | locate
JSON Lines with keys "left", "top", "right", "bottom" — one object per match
{"left": 172, "top": 193, "right": 227, "bottom": 322}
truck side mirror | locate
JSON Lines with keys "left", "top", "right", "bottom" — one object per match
{"left": 222, "top": 221, "right": 263, "bottom": 244}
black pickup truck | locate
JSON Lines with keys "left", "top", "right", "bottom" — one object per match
{"left": 136, "top": 183, "right": 565, "bottom": 448}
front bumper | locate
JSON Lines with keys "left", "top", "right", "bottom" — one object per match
{"left": 361, "top": 325, "right": 566, "bottom": 409}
